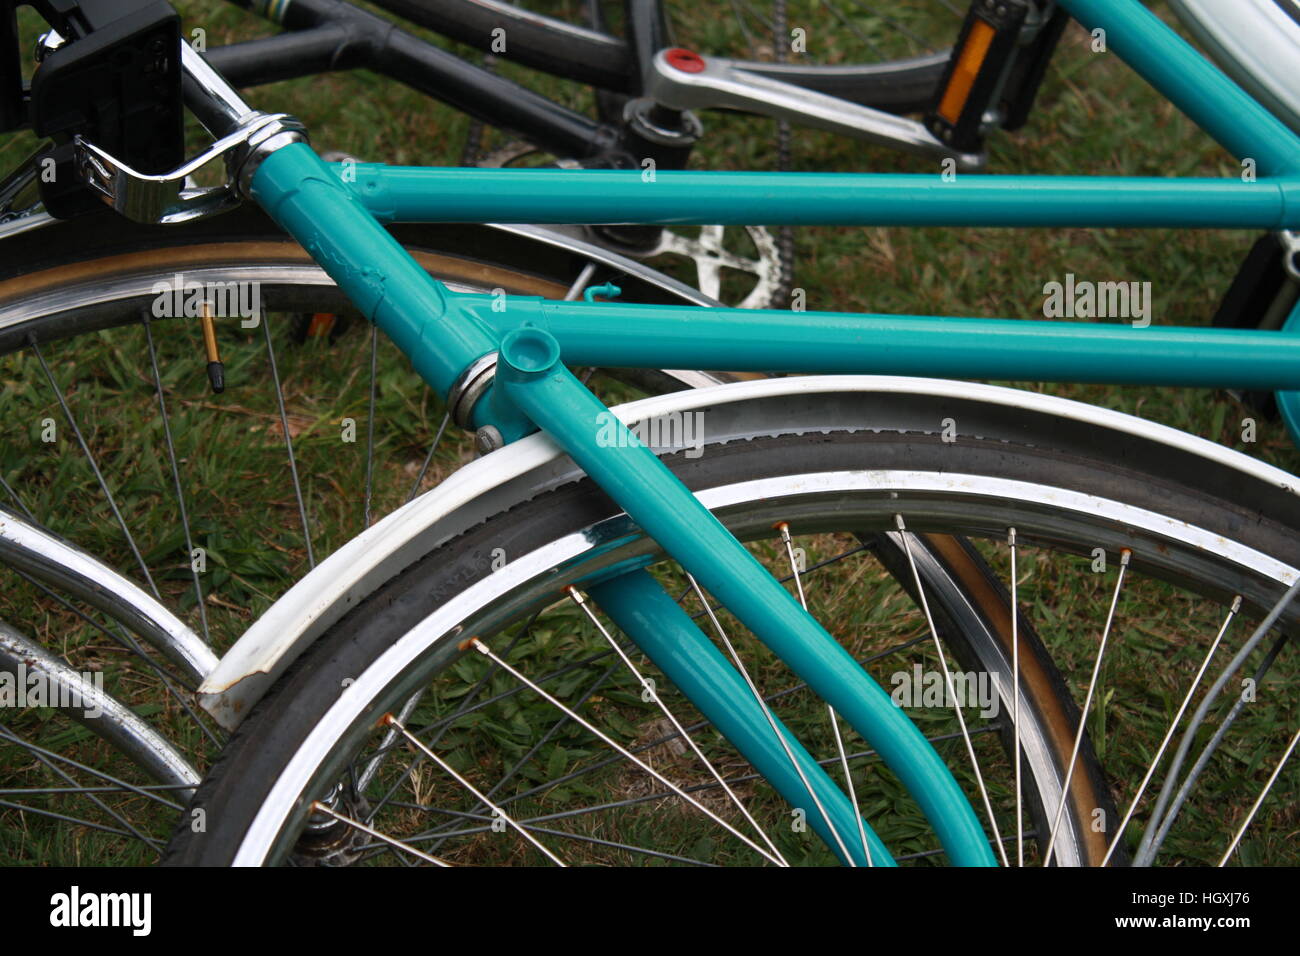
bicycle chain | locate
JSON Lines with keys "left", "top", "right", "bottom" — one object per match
{"left": 772, "top": 0, "right": 797, "bottom": 308}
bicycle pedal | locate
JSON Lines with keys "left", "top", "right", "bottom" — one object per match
{"left": 1000, "top": 4, "right": 1070, "bottom": 132}
{"left": 925, "top": 0, "right": 1066, "bottom": 153}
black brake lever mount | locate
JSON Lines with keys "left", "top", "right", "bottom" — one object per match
{"left": 2, "top": 0, "right": 183, "bottom": 218}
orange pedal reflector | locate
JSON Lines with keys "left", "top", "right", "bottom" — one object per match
{"left": 938, "top": 19, "right": 996, "bottom": 125}
{"left": 306, "top": 312, "right": 338, "bottom": 338}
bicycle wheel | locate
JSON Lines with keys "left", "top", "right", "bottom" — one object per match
{"left": 165, "top": 379, "right": 1299, "bottom": 866}
{"left": 1168, "top": 0, "right": 1300, "bottom": 136}
{"left": 381, "top": 0, "right": 961, "bottom": 113}
{"left": 0, "top": 205, "right": 728, "bottom": 864}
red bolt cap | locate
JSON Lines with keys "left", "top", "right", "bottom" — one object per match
{"left": 664, "top": 48, "right": 706, "bottom": 73}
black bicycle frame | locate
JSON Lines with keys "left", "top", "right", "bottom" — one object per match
{"left": 210, "top": 0, "right": 679, "bottom": 166}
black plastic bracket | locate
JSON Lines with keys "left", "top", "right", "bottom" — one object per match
{"left": 2, "top": 0, "right": 183, "bottom": 218}
{"left": 1001, "top": 3, "right": 1070, "bottom": 133}
{"left": 0, "top": 4, "right": 21, "bottom": 132}
{"left": 1212, "top": 233, "right": 1300, "bottom": 419}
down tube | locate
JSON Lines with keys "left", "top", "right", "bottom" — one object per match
{"left": 492, "top": 328, "right": 997, "bottom": 866}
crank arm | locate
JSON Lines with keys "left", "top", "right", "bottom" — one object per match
{"left": 644, "top": 48, "right": 985, "bottom": 170}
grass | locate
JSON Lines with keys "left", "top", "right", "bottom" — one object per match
{"left": 0, "top": 0, "right": 1295, "bottom": 865}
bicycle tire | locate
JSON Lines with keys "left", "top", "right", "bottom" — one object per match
{"left": 0, "top": 207, "right": 713, "bottom": 348}
{"left": 162, "top": 385, "right": 1300, "bottom": 866}
{"left": 0, "top": 207, "right": 731, "bottom": 864}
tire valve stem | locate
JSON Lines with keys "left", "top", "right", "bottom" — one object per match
{"left": 200, "top": 301, "right": 225, "bottom": 394}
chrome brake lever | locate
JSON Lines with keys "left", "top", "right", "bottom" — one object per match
{"left": 68, "top": 40, "right": 306, "bottom": 226}
{"left": 73, "top": 112, "right": 306, "bottom": 225}
{"left": 644, "top": 48, "right": 985, "bottom": 171}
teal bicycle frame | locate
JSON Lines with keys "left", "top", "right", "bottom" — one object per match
{"left": 246, "top": 0, "right": 1300, "bottom": 866}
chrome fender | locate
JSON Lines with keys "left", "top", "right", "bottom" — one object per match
{"left": 195, "top": 374, "right": 1300, "bottom": 729}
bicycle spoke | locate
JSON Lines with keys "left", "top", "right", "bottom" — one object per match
{"left": 478, "top": 659, "right": 618, "bottom": 802}
{"left": 895, "top": 515, "right": 1008, "bottom": 866}
{"left": 4, "top": 561, "right": 221, "bottom": 748}
{"left": 458, "top": 631, "right": 939, "bottom": 819}
{"left": 407, "top": 547, "right": 880, "bottom": 752}
{"left": 216, "top": 506, "right": 1054, "bottom": 867}
{"left": 404, "top": 412, "right": 450, "bottom": 504}
{"left": 361, "top": 620, "right": 535, "bottom": 824}
{"left": 2, "top": 533, "right": 222, "bottom": 748}
{"left": 412, "top": 722, "right": 1000, "bottom": 858}
{"left": 1144, "top": 632, "right": 1290, "bottom": 863}
{"left": 684, "top": 571, "right": 854, "bottom": 865}
{"left": 777, "top": 523, "right": 871, "bottom": 865}
{"left": 842, "top": 0, "right": 932, "bottom": 51}
{"left": 1217, "top": 726, "right": 1300, "bottom": 866}
{"left": 732, "top": 0, "right": 776, "bottom": 36}
{"left": 355, "top": 687, "right": 427, "bottom": 796}
{"left": 141, "top": 315, "right": 209, "bottom": 644}
{"left": 0, "top": 724, "right": 184, "bottom": 812}
{"left": 402, "top": 587, "right": 909, "bottom": 759}
{"left": 416, "top": 657, "right": 623, "bottom": 852}
{"left": 1009, "top": 528, "right": 1023, "bottom": 866}
{"left": 466, "top": 638, "right": 784, "bottom": 865}
{"left": 29, "top": 338, "right": 160, "bottom": 599}
{"left": 0, "top": 718, "right": 173, "bottom": 854}
{"left": 727, "top": 0, "right": 761, "bottom": 57}
{"left": 1136, "top": 577, "right": 1300, "bottom": 865}
{"left": 0, "top": 473, "right": 37, "bottom": 520}
{"left": 11, "top": 727, "right": 162, "bottom": 853}
{"left": 0, "top": 784, "right": 189, "bottom": 797}
{"left": 897, "top": 828, "right": 1035, "bottom": 864}
{"left": 1043, "top": 548, "right": 1130, "bottom": 867}
{"left": 685, "top": 541, "right": 871, "bottom": 620}
{"left": 384, "top": 713, "right": 565, "bottom": 865}
{"left": 309, "top": 799, "right": 452, "bottom": 866}
{"left": 372, "top": 632, "right": 612, "bottom": 758}
{"left": 376, "top": 806, "right": 718, "bottom": 866}
{"left": 569, "top": 585, "right": 788, "bottom": 865}
{"left": 261, "top": 318, "right": 315, "bottom": 569}
{"left": 1103, "top": 596, "right": 1239, "bottom": 866}
{"left": 819, "top": 0, "right": 888, "bottom": 61}
{"left": 0, "top": 798, "right": 137, "bottom": 841}
{"left": 364, "top": 322, "right": 378, "bottom": 529}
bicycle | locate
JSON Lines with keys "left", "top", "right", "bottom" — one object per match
{"left": 0, "top": 0, "right": 1050, "bottom": 864}
{"left": 1, "top": 0, "right": 1298, "bottom": 866}
{"left": 3, "top": 0, "right": 1068, "bottom": 311}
